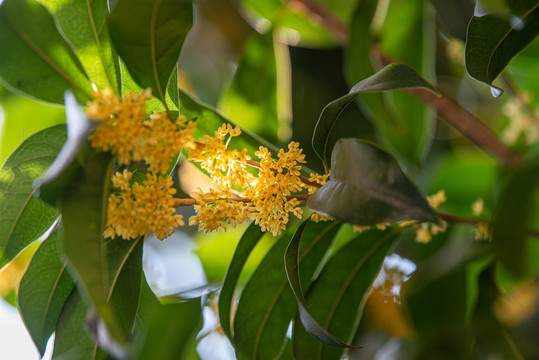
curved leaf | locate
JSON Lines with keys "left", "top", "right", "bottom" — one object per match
{"left": 0, "top": 125, "right": 64, "bottom": 268}
{"left": 39, "top": 0, "right": 119, "bottom": 92}
{"left": 312, "top": 63, "right": 438, "bottom": 171}
{"left": 0, "top": 0, "right": 93, "bottom": 104}
{"left": 233, "top": 221, "right": 340, "bottom": 360}
{"left": 307, "top": 138, "right": 438, "bottom": 225}
{"left": 18, "top": 225, "right": 74, "bottom": 355}
{"left": 108, "top": 0, "right": 193, "bottom": 109}
{"left": 53, "top": 289, "right": 111, "bottom": 360}
{"left": 133, "top": 297, "right": 203, "bottom": 360}
{"left": 466, "top": 2, "right": 539, "bottom": 89}
{"left": 218, "top": 223, "right": 265, "bottom": 340}
{"left": 288, "top": 228, "right": 399, "bottom": 359}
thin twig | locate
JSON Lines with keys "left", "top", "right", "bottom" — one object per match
{"left": 173, "top": 193, "right": 311, "bottom": 207}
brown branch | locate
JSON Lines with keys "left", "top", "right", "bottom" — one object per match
{"left": 438, "top": 212, "right": 539, "bottom": 238}
{"left": 294, "top": 0, "right": 524, "bottom": 167}
{"left": 173, "top": 193, "right": 311, "bottom": 207}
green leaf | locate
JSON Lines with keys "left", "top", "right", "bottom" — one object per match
{"left": 36, "top": 91, "right": 95, "bottom": 205}
{"left": 108, "top": 0, "right": 193, "bottom": 109}
{"left": 53, "top": 289, "right": 111, "bottom": 360}
{"left": 179, "top": 89, "right": 280, "bottom": 156}
{"left": 466, "top": 2, "right": 539, "bottom": 89}
{"left": 18, "top": 226, "right": 74, "bottom": 355}
{"left": 287, "top": 227, "right": 399, "bottom": 359}
{"left": 39, "top": 0, "right": 119, "bottom": 92}
{"left": 218, "top": 223, "right": 265, "bottom": 340}
{"left": 307, "top": 138, "right": 438, "bottom": 225}
{"left": 233, "top": 221, "right": 341, "bottom": 360}
{"left": 221, "top": 31, "right": 281, "bottom": 143}
{"left": 0, "top": 0, "right": 93, "bottom": 104}
{"left": 312, "top": 64, "right": 438, "bottom": 171}
{"left": 0, "top": 125, "right": 64, "bottom": 268}
{"left": 131, "top": 298, "right": 202, "bottom": 360}
{"left": 492, "top": 163, "right": 539, "bottom": 275}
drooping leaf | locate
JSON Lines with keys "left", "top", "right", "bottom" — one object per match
{"left": 18, "top": 225, "right": 74, "bottom": 355}
{"left": 53, "top": 289, "right": 112, "bottom": 360}
{"left": 39, "top": 0, "right": 119, "bottom": 92}
{"left": 466, "top": 1, "right": 539, "bottom": 90}
{"left": 287, "top": 226, "right": 399, "bottom": 359}
{"left": 307, "top": 138, "right": 438, "bottom": 225}
{"left": 221, "top": 31, "right": 281, "bottom": 143}
{"left": 108, "top": 0, "right": 193, "bottom": 109}
{"left": 36, "top": 91, "right": 95, "bottom": 205}
{"left": 131, "top": 297, "right": 202, "bottom": 360}
{"left": 0, "top": 125, "right": 64, "bottom": 267}
{"left": 312, "top": 64, "right": 438, "bottom": 171}
{"left": 0, "top": 0, "right": 93, "bottom": 104}
{"left": 218, "top": 223, "right": 265, "bottom": 340}
{"left": 492, "top": 163, "right": 539, "bottom": 275}
{"left": 233, "top": 221, "right": 341, "bottom": 360}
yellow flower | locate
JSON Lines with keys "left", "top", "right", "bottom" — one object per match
{"left": 427, "top": 190, "right": 446, "bottom": 209}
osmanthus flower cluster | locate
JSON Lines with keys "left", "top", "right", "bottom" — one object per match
{"left": 86, "top": 88, "right": 328, "bottom": 240}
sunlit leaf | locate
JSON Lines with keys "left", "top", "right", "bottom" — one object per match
{"left": 218, "top": 223, "right": 265, "bottom": 340}
{"left": 36, "top": 91, "right": 95, "bottom": 205}
{"left": 233, "top": 221, "right": 340, "bottom": 360}
{"left": 0, "top": 125, "right": 64, "bottom": 267}
{"left": 466, "top": 1, "right": 539, "bottom": 90}
{"left": 222, "top": 31, "right": 281, "bottom": 143}
{"left": 0, "top": 0, "right": 93, "bottom": 104}
{"left": 53, "top": 289, "right": 111, "bottom": 360}
{"left": 18, "top": 226, "right": 74, "bottom": 355}
{"left": 38, "top": 0, "right": 119, "bottom": 92}
{"left": 108, "top": 0, "right": 192, "bottom": 109}
{"left": 307, "top": 138, "right": 438, "bottom": 225}
{"left": 131, "top": 297, "right": 202, "bottom": 360}
{"left": 313, "top": 64, "right": 438, "bottom": 171}
{"left": 287, "top": 226, "right": 399, "bottom": 359}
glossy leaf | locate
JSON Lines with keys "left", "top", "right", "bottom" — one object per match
{"left": 288, "top": 227, "right": 399, "bottom": 359}
{"left": 233, "top": 221, "right": 341, "bottom": 360}
{"left": 39, "top": 0, "right": 119, "bottom": 92}
{"left": 307, "top": 138, "right": 438, "bottom": 225}
{"left": 132, "top": 297, "right": 202, "bottom": 360}
{"left": 492, "top": 163, "right": 539, "bottom": 275}
{"left": 108, "top": 0, "right": 193, "bottom": 109}
{"left": 53, "top": 289, "right": 111, "bottom": 360}
{"left": 222, "top": 31, "right": 280, "bottom": 143}
{"left": 0, "top": 125, "right": 64, "bottom": 268}
{"left": 18, "top": 226, "right": 74, "bottom": 355}
{"left": 312, "top": 64, "right": 438, "bottom": 171}
{"left": 36, "top": 91, "right": 95, "bottom": 205}
{"left": 218, "top": 223, "right": 265, "bottom": 340}
{"left": 0, "top": 0, "right": 93, "bottom": 104}
{"left": 466, "top": 2, "right": 539, "bottom": 89}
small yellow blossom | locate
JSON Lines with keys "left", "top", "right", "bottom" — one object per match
{"left": 471, "top": 198, "right": 484, "bottom": 216}
{"left": 427, "top": 190, "right": 446, "bottom": 209}
{"left": 473, "top": 221, "right": 490, "bottom": 241}
{"left": 415, "top": 224, "right": 432, "bottom": 244}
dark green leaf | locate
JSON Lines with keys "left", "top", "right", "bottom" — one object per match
{"left": 108, "top": 0, "right": 193, "bottom": 109}
{"left": 307, "top": 138, "right": 438, "bottom": 225}
{"left": 313, "top": 64, "right": 438, "bottom": 171}
{"left": 288, "top": 227, "right": 399, "bottom": 359}
{"left": 466, "top": 2, "right": 539, "bottom": 90}
{"left": 18, "top": 226, "right": 74, "bottom": 355}
{"left": 36, "top": 91, "right": 95, "bottom": 205}
{"left": 0, "top": 0, "right": 93, "bottom": 104}
{"left": 222, "top": 31, "right": 280, "bottom": 143}
{"left": 39, "top": 0, "right": 119, "bottom": 92}
{"left": 492, "top": 163, "right": 539, "bottom": 275}
{"left": 131, "top": 298, "right": 202, "bottom": 360}
{"left": 53, "top": 289, "right": 111, "bottom": 360}
{"left": 0, "top": 125, "right": 64, "bottom": 267}
{"left": 218, "top": 223, "right": 265, "bottom": 340}
{"left": 233, "top": 221, "right": 340, "bottom": 360}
